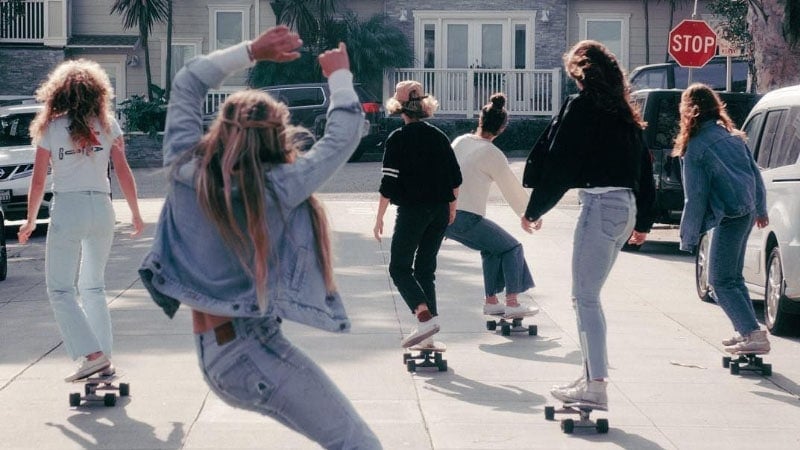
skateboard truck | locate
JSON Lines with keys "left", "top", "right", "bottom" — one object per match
{"left": 69, "top": 374, "right": 130, "bottom": 407}
{"left": 544, "top": 403, "right": 609, "bottom": 434}
{"left": 402, "top": 342, "right": 447, "bottom": 373}
{"left": 485, "top": 316, "right": 537, "bottom": 336}
{"left": 722, "top": 353, "right": 772, "bottom": 376}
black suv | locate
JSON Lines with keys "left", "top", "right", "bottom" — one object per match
{"left": 203, "top": 83, "right": 384, "bottom": 162}
{"left": 629, "top": 56, "right": 750, "bottom": 93}
{"left": 632, "top": 89, "right": 760, "bottom": 224}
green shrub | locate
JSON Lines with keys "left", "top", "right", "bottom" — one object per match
{"left": 118, "top": 85, "right": 167, "bottom": 138}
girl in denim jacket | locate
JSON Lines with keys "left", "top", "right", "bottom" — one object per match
{"left": 675, "top": 83, "right": 770, "bottom": 355}
{"left": 139, "top": 27, "right": 380, "bottom": 449}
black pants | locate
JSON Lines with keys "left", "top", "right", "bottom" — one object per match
{"left": 389, "top": 203, "right": 450, "bottom": 316}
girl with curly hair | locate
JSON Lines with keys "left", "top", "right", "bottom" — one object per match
{"left": 18, "top": 58, "right": 144, "bottom": 382}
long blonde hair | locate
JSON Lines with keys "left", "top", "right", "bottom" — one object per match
{"left": 193, "top": 89, "right": 336, "bottom": 312}
{"left": 30, "top": 58, "right": 114, "bottom": 150}
{"left": 673, "top": 83, "right": 744, "bottom": 157}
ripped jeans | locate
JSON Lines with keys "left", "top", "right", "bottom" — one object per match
{"left": 196, "top": 316, "right": 381, "bottom": 450}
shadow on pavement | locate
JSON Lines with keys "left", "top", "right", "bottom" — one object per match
{"left": 479, "top": 339, "right": 583, "bottom": 365}
{"left": 422, "top": 371, "right": 545, "bottom": 414}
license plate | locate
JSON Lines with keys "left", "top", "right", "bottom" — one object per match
{"left": 0, "top": 189, "right": 10, "bottom": 203}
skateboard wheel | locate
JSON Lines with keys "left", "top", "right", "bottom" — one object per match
{"left": 730, "top": 362, "right": 740, "bottom": 375}
{"left": 528, "top": 325, "right": 538, "bottom": 336}
{"left": 722, "top": 356, "right": 731, "bottom": 368}
{"left": 561, "top": 418, "right": 575, "bottom": 434}
{"left": 501, "top": 324, "right": 511, "bottom": 336}
{"left": 103, "top": 393, "right": 116, "bottom": 407}
{"left": 406, "top": 360, "right": 416, "bottom": 373}
{"left": 486, "top": 320, "right": 497, "bottom": 331}
{"left": 596, "top": 418, "right": 609, "bottom": 433}
{"left": 438, "top": 360, "right": 447, "bottom": 372}
{"left": 69, "top": 393, "right": 81, "bottom": 407}
{"left": 544, "top": 406, "right": 555, "bottom": 420}
{"left": 762, "top": 363, "right": 772, "bottom": 376}
{"left": 402, "top": 352, "right": 411, "bottom": 363}
{"left": 119, "top": 383, "right": 130, "bottom": 396}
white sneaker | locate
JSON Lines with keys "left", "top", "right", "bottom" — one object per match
{"left": 725, "top": 329, "right": 770, "bottom": 354}
{"left": 551, "top": 379, "right": 608, "bottom": 409}
{"left": 483, "top": 302, "right": 504, "bottom": 315}
{"left": 553, "top": 374, "right": 586, "bottom": 391}
{"left": 503, "top": 303, "right": 539, "bottom": 318}
{"left": 401, "top": 318, "right": 440, "bottom": 348}
{"left": 64, "top": 355, "right": 111, "bottom": 382}
{"left": 722, "top": 333, "right": 744, "bottom": 346}
{"left": 417, "top": 337, "right": 435, "bottom": 348}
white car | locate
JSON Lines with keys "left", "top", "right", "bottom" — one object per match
{"left": 695, "top": 85, "right": 800, "bottom": 335}
{"left": 0, "top": 103, "right": 52, "bottom": 223}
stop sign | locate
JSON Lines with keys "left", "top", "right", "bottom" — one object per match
{"left": 669, "top": 20, "right": 717, "bottom": 68}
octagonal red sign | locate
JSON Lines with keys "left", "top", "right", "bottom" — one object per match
{"left": 669, "top": 20, "right": 718, "bottom": 68}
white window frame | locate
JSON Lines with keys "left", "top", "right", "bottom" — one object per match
{"left": 99, "top": 61, "right": 126, "bottom": 109}
{"left": 413, "top": 11, "right": 536, "bottom": 69}
{"left": 160, "top": 38, "right": 204, "bottom": 86}
{"left": 209, "top": 2, "right": 251, "bottom": 51}
{"left": 577, "top": 13, "right": 630, "bottom": 70}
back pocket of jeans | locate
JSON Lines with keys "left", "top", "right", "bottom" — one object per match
{"left": 600, "top": 203, "right": 629, "bottom": 238}
{"left": 213, "top": 353, "right": 276, "bottom": 407}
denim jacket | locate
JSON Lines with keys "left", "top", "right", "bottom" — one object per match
{"left": 138, "top": 42, "right": 364, "bottom": 332}
{"left": 679, "top": 120, "right": 767, "bottom": 252}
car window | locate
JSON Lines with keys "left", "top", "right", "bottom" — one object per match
{"left": 757, "top": 109, "right": 786, "bottom": 169}
{"left": 0, "top": 112, "right": 34, "bottom": 146}
{"left": 630, "top": 67, "right": 669, "bottom": 91}
{"left": 280, "top": 87, "right": 325, "bottom": 108}
{"left": 773, "top": 106, "right": 800, "bottom": 167}
{"left": 742, "top": 111, "right": 765, "bottom": 157}
{"left": 654, "top": 96, "right": 681, "bottom": 149}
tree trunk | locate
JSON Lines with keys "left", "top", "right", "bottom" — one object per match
{"left": 749, "top": 0, "right": 800, "bottom": 91}
{"left": 165, "top": 1, "right": 173, "bottom": 101}
{"left": 141, "top": 27, "right": 153, "bottom": 101}
{"left": 643, "top": 0, "right": 651, "bottom": 64}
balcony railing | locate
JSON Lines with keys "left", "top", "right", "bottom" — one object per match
{"left": 385, "top": 68, "right": 562, "bottom": 117}
{"left": 0, "top": 0, "right": 45, "bottom": 43}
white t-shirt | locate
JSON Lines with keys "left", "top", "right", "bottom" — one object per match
{"left": 38, "top": 116, "right": 122, "bottom": 193}
{"left": 451, "top": 134, "right": 529, "bottom": 217}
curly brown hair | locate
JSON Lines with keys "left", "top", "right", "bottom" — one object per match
{"left": 672, "top": 83, "right": 744, "bottom": 157}
{"left": 30, "top": 58, "right": 114, "bottom": 150}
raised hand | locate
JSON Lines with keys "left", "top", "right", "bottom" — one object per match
{"left": 250, "top": 26, "right": 302, "bottom": 63}
{"left": 318, "top": 42, "right": 350, "bottom": 78}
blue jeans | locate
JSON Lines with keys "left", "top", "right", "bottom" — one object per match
{"left": 708, "top": 212, "right": 759, "bottom": 335}
{"left": 196, "top": 317, "right": 381, "bottom": 450}
{"left": 572, "top": 189, "right": 636, "bottom": 379}
{"left": 389, "top": 203, "right": 450, "bottom": 315}
{"left": 445, "top": 210, "right": 534, "bottom": 297}
{"left": 45, "top": 191, "right": 115, "bottom": 360}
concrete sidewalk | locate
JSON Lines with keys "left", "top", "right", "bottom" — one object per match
{"left": 1, "top": 167, "right": 799, "bottom": 449}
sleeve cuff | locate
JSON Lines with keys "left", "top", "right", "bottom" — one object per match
{"left": 327, "top": 69, "right": 353, "bottom": 93}
{"left": 206, "top": 41, "right": 255, "bottom": 74}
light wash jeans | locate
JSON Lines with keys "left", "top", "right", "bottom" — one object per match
{"left": 46, "top": 191, "right": 115, "bottom": 360}
{"left": 196, "top": 317, "right": 382, "bottom": 450}
{"left": 446, "top": 210, "right": 535, "bottom": 297}
{"left": 708, "top": 212, "right": 759, "bottom": 335}
{"left": 572, "top": 189, "right": 636, "bottom": 379}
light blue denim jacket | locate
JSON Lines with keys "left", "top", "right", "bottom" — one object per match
{"left": 679, "top": 120, "right": 767, "bottom": 253}
{"left": 138, "top": 42, "right": 364, "bottom": 332}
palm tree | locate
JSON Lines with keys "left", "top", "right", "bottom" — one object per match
{"left": 164, "top": 0, "right": 173, "bottom": 101}
{"left": 110, "top": 0, "right": 168, "bottom": 101}
{"left": 747, "top": 0, "right": 800, "bottom": 90}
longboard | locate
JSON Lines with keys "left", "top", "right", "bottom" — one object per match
{"left": 69, "top": 373, "right": 130, "bottom": 407}
{"left": 722, "top": 353, "right": 772, "bottom": 376}
{"left": 402, "top": 341, "right": 447, "bottom": 373}
{"left": 544, "top": 402, "right": 609, "bottom": 434}
{"left": 485, "top": 310, "right": 538, "bottom": 336}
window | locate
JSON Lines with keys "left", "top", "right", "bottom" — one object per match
{"left": 98, "top": 62, "right": 125, "bottom": 108}
{"left": 774, "top": 107, "right": 800, "bottom": 167}
{"left": 742, "top": 112, "right": 765, "bottom": 154}
{"left": 0, "top": 113, "right": 34, "bottom": 146}
{"left": 161, "top": 39, "right": 202, "bottom": 86}
{"left": 209, "top": 3, "right": 250, "bottom": 51}
{"left": 276, "top": 87, "right": 325, "bottom": 108}
{"left": 757, "top": 110, "right": 786, "bottom": 169}
{"left": 424, "top": 25, "right": 435, "bottom": 69}
{"left": 578, "top": 13, "right": 630, "bottom": 69}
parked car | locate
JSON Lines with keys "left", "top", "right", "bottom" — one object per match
{"left": 0, "top": 103, "right": 52, "bottom": 222}
{"left": 695, "top": 84, "right": 800, "bottom": 335}
{"left": 202, "top": 83, "right": 385, "bottom": 162}
{"left": 629, "top": 56, "right": 751, "bottom": 93}
{"left": 631, "top": 89, "right": 760, "bottom": 226}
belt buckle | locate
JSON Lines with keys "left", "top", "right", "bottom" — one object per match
{"left": 214, "top": 322, "right": 236, "bottom": 345}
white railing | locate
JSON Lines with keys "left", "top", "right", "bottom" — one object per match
{"left": 385, "top": 68, "right": 561, "bottom": 117}
{"left": 203, "top": 86, "right": 239, "bottom": 115}
{"left": 0, "top": 0, "right": 45, "bottom": 43}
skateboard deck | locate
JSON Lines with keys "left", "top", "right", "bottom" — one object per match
{"left": 544, "top": 402, "right": 609, "bottom": 434}
{"left": 402, "top": 342, "right": 447, "bottom": 372}
{"left": 722, "top": 353, "right": 772, "bottom": 376}
{"left": 69, "top": 373, "right": 130, "bottom": 407}
{"left": 485, "top": 315, "right": 538, "bottom": 336}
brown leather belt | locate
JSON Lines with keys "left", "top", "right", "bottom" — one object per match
{"left": 214, "top": 321, "right": 236, "bottom": 345}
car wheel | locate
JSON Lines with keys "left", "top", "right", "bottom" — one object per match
{"left": 695, "top": 233, "right": 713, "bottom": 302}
{"left": 764, "top": 247, "right": 796, "bottom": 335}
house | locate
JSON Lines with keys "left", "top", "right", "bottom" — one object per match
{"left": 1, "top": 0, "right": 715, "bottom": 117}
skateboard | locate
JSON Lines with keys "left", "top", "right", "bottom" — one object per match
{"left": 544, "top": 402, "right": 609, "bottom": 434}
{"left": 722, "top": 353, "right": 772, "bottom": 376}
{"left": 69, "top": 373, "right": 129, "bottom": 407}
{"left": 402, "top": 341, "right": 447, "bottom": 373}
{"left": 485, "top": 310, "right": 538, "bottom": 336}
